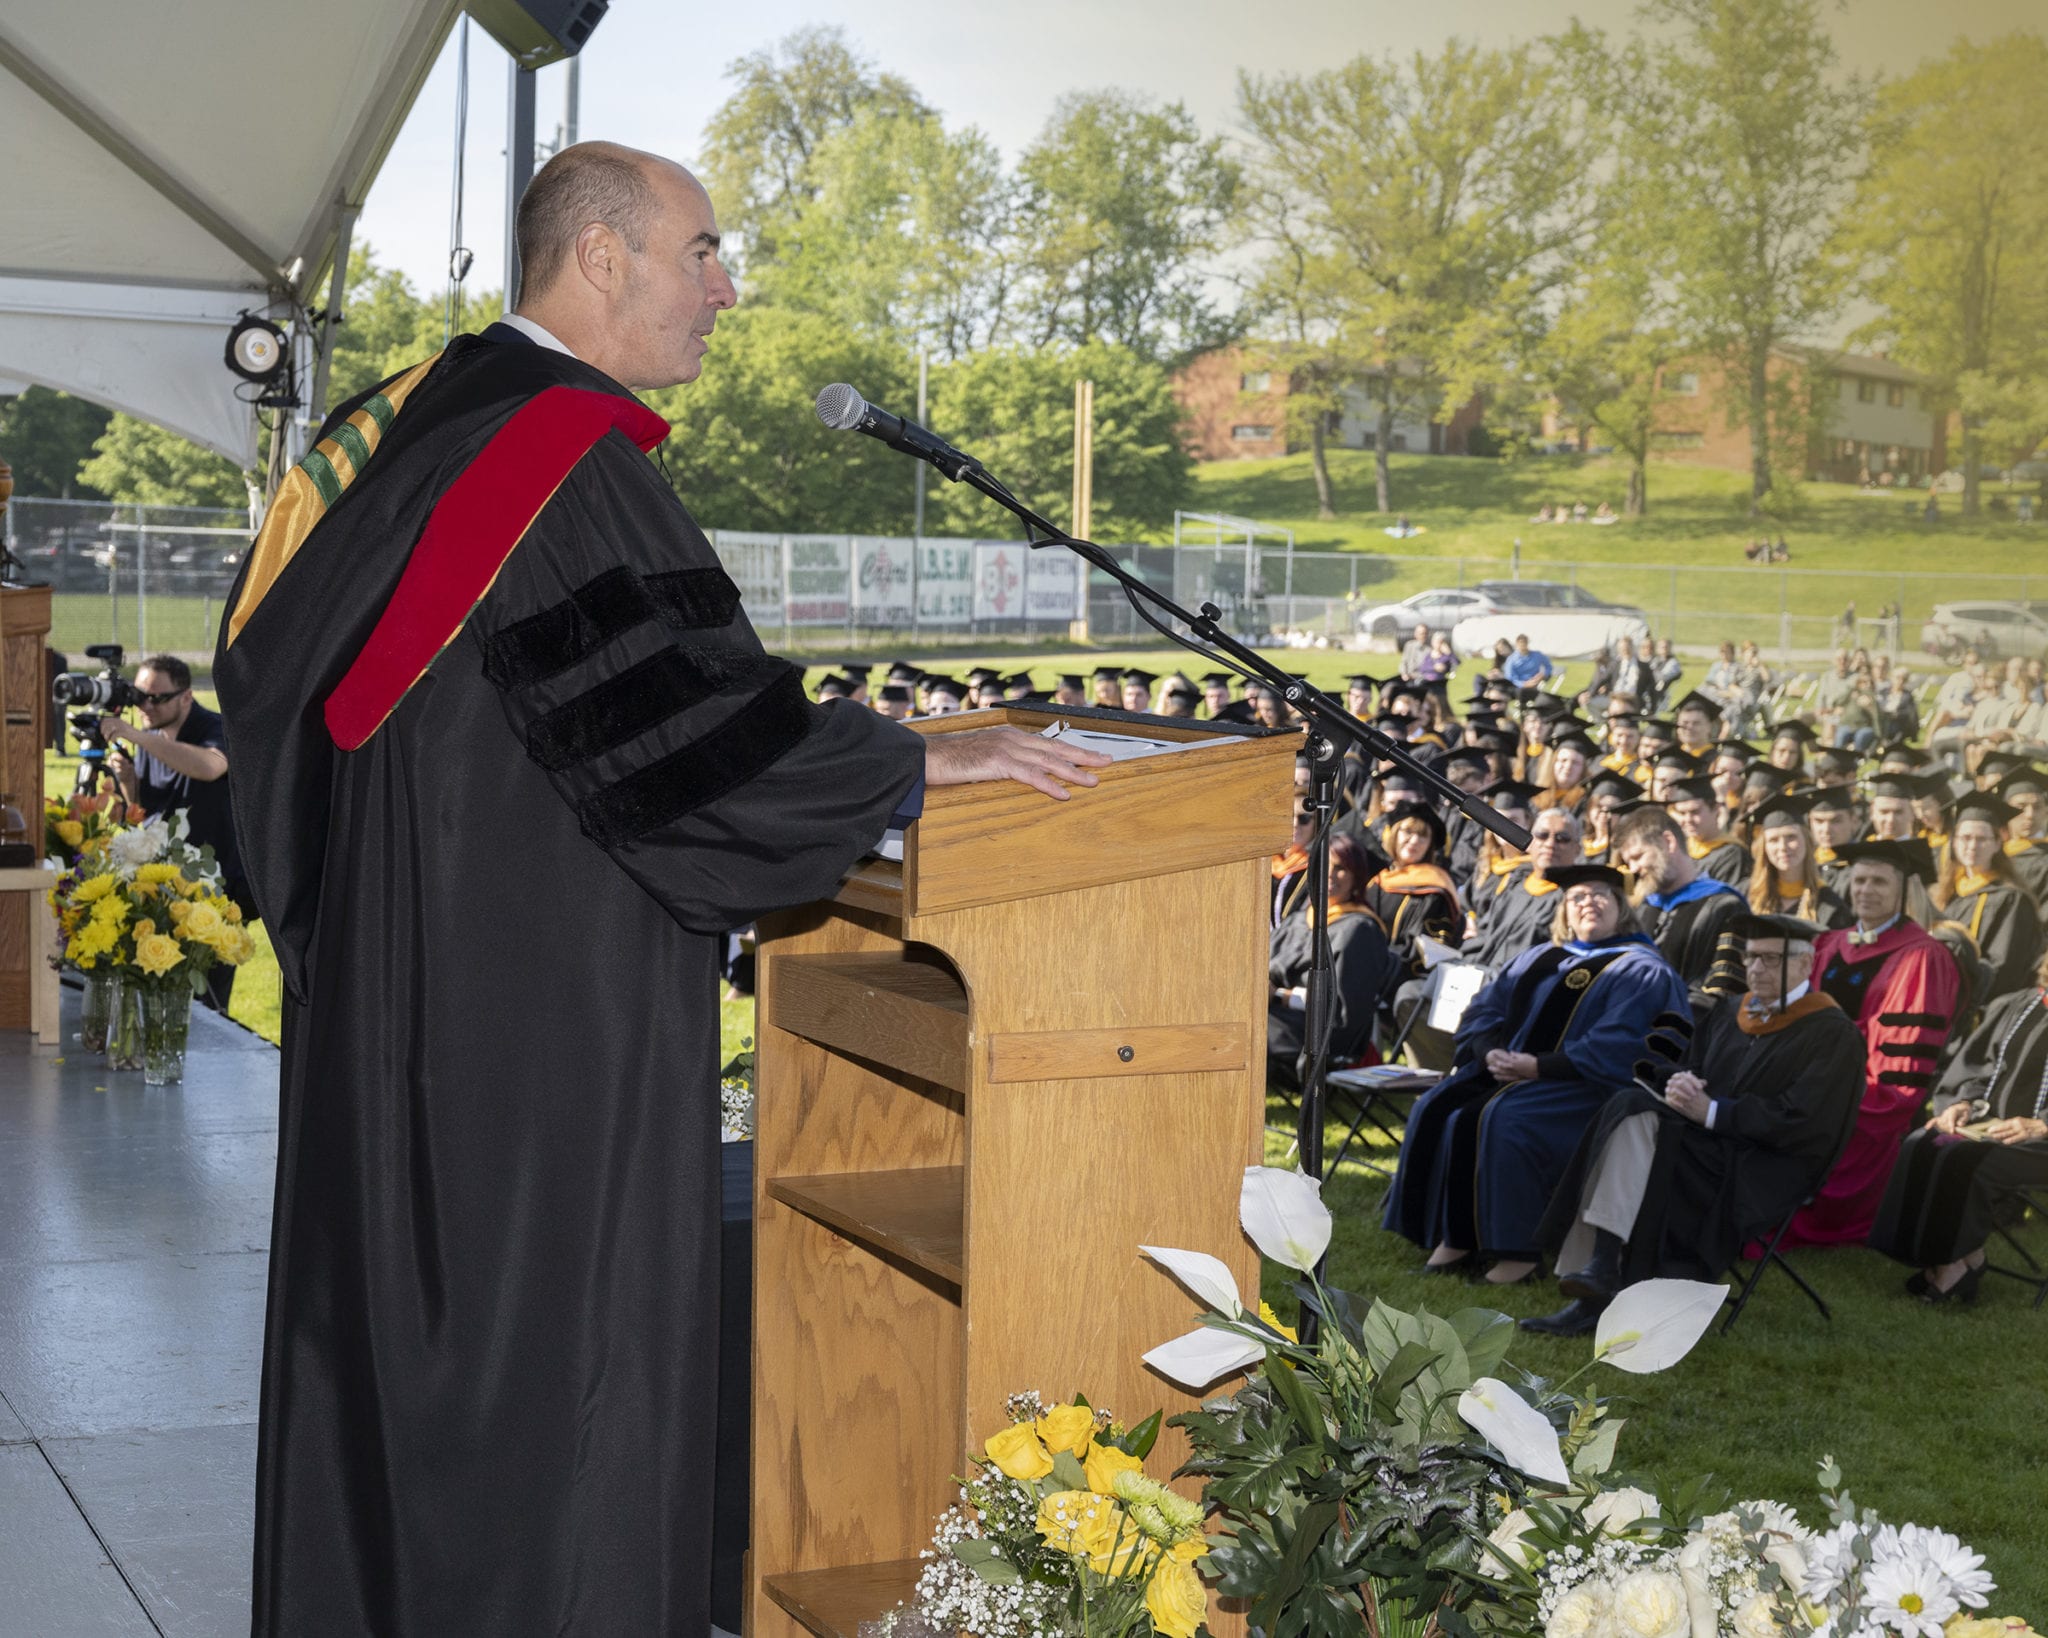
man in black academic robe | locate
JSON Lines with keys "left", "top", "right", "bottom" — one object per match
{"left": 1524, "top": 914, "right": 1865, "bottom": 1334}
{"left": 1610, "top": 804, "right": 1748, "bottom": 999}
{"left": 215, "top": 144, "right": 1102, "bottom": 1637}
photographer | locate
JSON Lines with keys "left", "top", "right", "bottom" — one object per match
{"left": 100, "top": 655, "right": 247, "bottom": 1009}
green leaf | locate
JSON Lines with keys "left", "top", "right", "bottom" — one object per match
{"left": 1447, "top": 1307, "right": 1518, "bottom": 1382}
{"left": 949, "top": 1537, "right": 1022, "bottom": 1585}
{"left": 1050, "top": 1449, "right": 1088, "bottom": 1492}
{"left": 1263, "top": 1350, "right": 1327, "bottom": 1446}
{"left": 1570, "top": 1416, "right": 1625, "bottom": 1477}
{"left": 1250, "top": 1496, "right": 1342, "bottom": 1635}
{"left": 1119, "top": 1409, "right": 1163, "bottom": 1460}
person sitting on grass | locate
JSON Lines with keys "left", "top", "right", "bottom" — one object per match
{"left": 1525, "top": 912, "right": 1864, "bottom": 1335}
{"left": 1381, "top": 864, "right": 1689, "bottom": 1287}
{"left": 1868, "top": 946, "right": 2048, "bottom": 1305}
{"left": 1503, "top": 634, "right": 1556, "bottom": 689}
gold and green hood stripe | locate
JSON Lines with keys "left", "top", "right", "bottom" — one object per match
{"left": 226, "top": 352, "right": 440, "bottom": 648}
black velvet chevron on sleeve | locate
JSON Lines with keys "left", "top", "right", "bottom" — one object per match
{"left": 576, "top": 667, "right": 813, "bottom": 849}
{"left": 523, "top": 647, "right": 771, "bottom": 772}
{"left": 482, "top": 564, "right": 744, "bottom": 690}
{"left": 1877, "top": 1011, "right": 1948, "bottom": 1029}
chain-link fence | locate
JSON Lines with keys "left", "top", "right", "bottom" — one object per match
{"left": 7, "top": 495, "right": 2033, "bottom": 665}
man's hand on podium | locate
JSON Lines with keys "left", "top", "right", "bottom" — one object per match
{"left": 924, "top": 727, "right": 1113, "bottom": 801}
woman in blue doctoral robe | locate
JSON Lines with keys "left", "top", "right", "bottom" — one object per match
{"left": 1382, "top": 864, "right": 1690, "bottom": 1280}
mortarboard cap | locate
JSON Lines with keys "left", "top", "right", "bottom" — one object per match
{"left": 1768, "top": 719, "right": 1819, "bottom": 744}
{"left": 1673, "top": 690, "right": 1725, "bottom": 720}
{"left": 1652, "top": 746, "right": 1702, "bottom": 774}
{"left": 1546, "top": 863, "right": 1630, "bottom": 896}
{"left": 1588, "top": 770, "right": 1643, "bottom": 803}
{"left": 1120, "top": 667, "right": 1158, "bottom": 686}
{"left": 1668, "top": 774, "right": 1720, "bottom": 805}
{"left": 879, "top": 683, "right": 913, "bottom": 704}
{"left": 1753, "top": 790, "right": 1814, "bottom": 829}
{"left": 1482, "top": 778, "right": 1544, "bottom": 809}
{"left": 1806, "top": 784, "right": 1855, "bottom": 813}
{"left": 1950, "top": 791, "right": 2017, "bottom": 829}
{"left": 1833, "top": 838, "right": 1937, "bottom": 883}
{"left": 1997, "top": 764, "right": 2048, "bottom": 799}
{"left": 1731, "top": 911, "right": 1823, "bottom": 944}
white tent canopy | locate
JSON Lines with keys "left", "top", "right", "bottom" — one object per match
{"left": 0, "top": 0, "right": 464, "bottom": 466}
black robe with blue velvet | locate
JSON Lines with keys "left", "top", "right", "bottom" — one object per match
{"left": 215, "top": 332, "right": 923, "bottom": 1636}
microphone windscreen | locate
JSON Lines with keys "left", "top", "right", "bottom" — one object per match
{"left": 815, "top": 383, "right": 866, "bottom": 431}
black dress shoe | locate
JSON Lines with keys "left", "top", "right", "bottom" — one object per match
{"left": 1520, "top": 1297, "right": 1608, "bottom": 1336}
{"left": 1920, "top": 1264, "right": 1984, "bottom": 1306}
{"left": 1558, "top": 1231, "right": 1626, "bottom": 1303}
{"left": 1903, "top": 1269, "right": 1930, "bottom": 1298}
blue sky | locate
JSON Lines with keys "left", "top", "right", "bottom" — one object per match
{"left": 354, "top": 0, "right": 2042, "bottom": 307}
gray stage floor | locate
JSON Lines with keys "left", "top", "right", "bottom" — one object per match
{"left": 0, "top": 983, "right": 276, "bottom": 1637}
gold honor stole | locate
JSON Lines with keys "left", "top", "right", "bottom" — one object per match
{"left": 225, "top": 354, "right": 441, "bottom": 648}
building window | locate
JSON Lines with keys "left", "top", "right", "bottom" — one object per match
{"left": 1359, "top": 431, "right": 1376, "bottom": 450}
{"left": 1886, "top": 382, "right": 1906, "bottom": 407}
{"left": 1665, "top": 371, "right": 1699, "bottom": 396}
{"left": 1231, "top": 424, "right": 1274, "bottom": 441}
{"left": 1651, "top": 430, "right": 1706, "bottom": 450}
{"left": 1389, "top": 433, "right": 1409, "bottom": 452}
{"left": 1857, "top": 379, "right": 1877, "bottom": 402}
{"left": 1240, "top": 370, "right": 1272, "bottom": 394}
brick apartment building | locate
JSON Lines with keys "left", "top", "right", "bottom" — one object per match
{"left": 1555, "top": 346, "right": 1949, "bottom": 483}
{"left": 1172, "top": 344, "right": 1485, "bottom": 463}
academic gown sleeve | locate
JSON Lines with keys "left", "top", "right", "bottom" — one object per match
{"left": 1450, "top": 945, "right": 1529, "bottom": 1064}
{"left": 470, "top": 430, "right": 925, "bottom": 932}
{"left": 1927, "top": 990, "right": 2028, "bottom": 1117}
{"left": 1862, "top": 938, "right": 1962, "bottom": 1116}
{"left": 1554, "top": 950, "right": 1691, "bottom": 1088}
{"left": 1975, "top": 889, "right": 2042, "bottom": 999}
{"left": 1716, "top": 1010, "right": 1865, "bottom": 1152}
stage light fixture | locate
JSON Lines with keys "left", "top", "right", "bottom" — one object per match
{"left": 225, "top": 314, "right": 289, "bottom": 385}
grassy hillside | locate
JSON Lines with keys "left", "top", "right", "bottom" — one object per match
{"left": 1189, "top": 451, "right": 2046, "bottom": 649}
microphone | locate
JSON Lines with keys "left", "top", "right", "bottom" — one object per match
{"left": 814, "top": 383, "right": 982, "bottom": 480}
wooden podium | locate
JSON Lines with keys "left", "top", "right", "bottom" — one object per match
{"left": 749, "top": 704, "right": 1295, "bottom": 1637}
{"left": 0, "top": 584, "right": 54, "bottom": 1040}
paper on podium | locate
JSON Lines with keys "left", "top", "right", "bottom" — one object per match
{"left": 1037, "top": 721, "right": 1212, "bottom": 761}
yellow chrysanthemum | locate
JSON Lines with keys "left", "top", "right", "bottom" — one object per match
{"left": 90, "top": 894, "right": 131, "bottom": 926}
{"left": 73, "top": 874, "right": 117, "bottom": 904}
{"left": 136, "top": 863, "right": 182, "bottom": 884}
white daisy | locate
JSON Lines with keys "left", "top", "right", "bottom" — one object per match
{"left": 1862, "top": 1556, "right": 1959, "bottom": 1637}
{"left": 1803, "top": 1522, "right": 1861, "bottom": 1602}
{"left": 1897, "top": 1525, "right": 1993, "bottom": 1608}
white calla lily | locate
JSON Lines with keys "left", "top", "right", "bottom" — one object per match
{"left": 1239, "top": 1165, "right": 1333, "bottom": 1273}
{"left": 1140, "top": 1244, "right": 1245, "bottom": 1317}
{"left": 1594, "top": 1279, "right": 1728, "bottom": 1374}
{"left": 1457, "top": 1376, "right": 1569, "bottom": 1486}
{"left": 1142, "top": 1325, "right": 1268, "bottom": 1391}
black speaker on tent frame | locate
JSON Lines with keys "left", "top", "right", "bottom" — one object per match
{"left": 467, "top": 0, "right": 608, "bottom": 68}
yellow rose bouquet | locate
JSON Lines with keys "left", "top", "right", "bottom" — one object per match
{"left": 863, "top": 1390, "right": 1213, "bottom": 1638}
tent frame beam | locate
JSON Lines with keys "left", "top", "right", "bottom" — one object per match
{"left": 0, "top": 26, "right": 282, "bottom": 289}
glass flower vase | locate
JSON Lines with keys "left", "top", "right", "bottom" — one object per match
{"left": 78, "top": 971, "right": 114, "bottom": 1054}
{"left": 140, "top": 983, "right": 191, "bottom": 1087}
{"left": 104, "top": 974, "right": 144, "bottom": 1071}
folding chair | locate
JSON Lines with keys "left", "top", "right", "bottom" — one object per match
{"left": 1323, "top": 1065, "right": 1440, "bottom": 1179}
{"left": 1983, "top": 1184, "right": 2048, "bottom": 1312}
{"left": 1721, "top": 1072, "right": 1867, "bottom": 1336}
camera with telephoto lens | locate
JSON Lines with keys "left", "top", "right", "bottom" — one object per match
{"left": 52, "top": 645, "right": 139, "bottom": 791}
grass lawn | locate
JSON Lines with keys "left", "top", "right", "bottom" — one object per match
{"left": 1188, "top": 450, "right": 2048, "bottom": 648}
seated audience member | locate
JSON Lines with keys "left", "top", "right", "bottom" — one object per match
{"left": 1364, "top": 805, "right": 1461, "bottom": 981}
{"left": 1272, "top": 795, "right": 1313, "bottom": 927}
{"left": 1782, "top": 840, "right": 1960, "bottom": 1248}
{"left": 1807, "top": 785, "right": 1859, "bottom": 892}
{"left": 1610, "top": 805, "right": 1747, "bottom": 997}
{"left": 1525, "top": 912, "right": 1864, "bottom": 1334}
{"left": 1747, "top": 792, "right": 1851, "bottom": 927}
{"left": 1580, "top": 770, "right": 1638, "bottom": 863}
{"left": 1932, "top": 792, "right": 2043, "bottom": 1001}
{"left": 1467, "top": 779, "right": 1542, "bottom": 924}
{"left": 1868, "top": 952, "right": 2048, "bottom": 1303}
{"left": 1268, "top": 832, "right": 1397, "bottom": 1089}
{"left": 1996, "top": 764, "right": 2048, "bottom": 901}
{"left": 1669, "top": 773, "right": 1751, "bottom": 885}
{"left": 1766, "top": 718, "right": 1816, "bottom": 778}
{"left": 1535, "top": 730, "right": 1594, "bottom": 815}
{"left": 1381, "top": 864, "right": 1689, "bottom": 1285}
{"left": 1156, "top": 675, "right": 1200, "bottom": 718}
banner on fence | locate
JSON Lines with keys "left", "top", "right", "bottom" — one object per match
{"left": 784, "top": 535, "right": 850, "bottom": 625}
{"left": 709, "top": 531, "right": 785, "bottom": 626}
{"left": 972, "top": 541, "right": 1030, "bottom": 622}
{"left": 851, "top": 536, "right": 916, "bottom": 625}
{"left": 916, "top": 540, "right": 973, "bottom": 625}
{"left": 1025, "top": 549, "right": 1083, "bottom": 622}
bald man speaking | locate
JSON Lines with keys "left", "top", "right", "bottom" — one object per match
{"left": 215, "top": 144, "right": 1103, "bottom": 1636}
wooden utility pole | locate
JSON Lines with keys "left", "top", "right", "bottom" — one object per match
{"left": 1071, "top": 378, "right": 1095, "bottom": 541}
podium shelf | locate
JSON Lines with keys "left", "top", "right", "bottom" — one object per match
{"left": 766, "top": 1166, "right": 964, "bottom": 1286}
{"left": 769, "top": 951, "right": 971, "bottom": 1093}
{"left": 762, "top": 1559, "right": 925, "bottom": 1638}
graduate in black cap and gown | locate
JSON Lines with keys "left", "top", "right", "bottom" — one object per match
{"left": 1525, "top": 912, "right": 1865, "bottom": 1334}
{"left": 1382, "top": 864, "right": 1689, "bottom": 1282}
{"left": 1747, "top": 791, "right": 1851, "bottom": 927}
{"left": 1931, "top": 792, "right": 2043, "bottom": 1000}
{"left": 1670, "top": 772, "right": 1752, "bottom": 885}
{"left": 1995, "top": 765, "right": 2048, "bottom": 902}
{"left": 1607, "top": 802, "right": 1748, "bottom": 998}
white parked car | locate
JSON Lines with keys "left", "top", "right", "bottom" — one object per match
{"left": 1920, "top": 600, "right": 2048, "bottom": 662}
{"left": 1353, "top": 587, "right": 1503, "bottom": 641}
{"left": 1452, "top": 609, "right": 1653, "bottom": 663}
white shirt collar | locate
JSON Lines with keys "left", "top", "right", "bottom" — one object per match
{"left": 1856, "top": 912, "right": 1901, "bottom": 940}
{"left": 499, "top": 312, "right": 576, "bottom": 358}
{"left": 1781, "top": 979, "right": 1810, "bottom": 1007}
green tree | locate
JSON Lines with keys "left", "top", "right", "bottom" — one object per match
{"left": 1630, "top": 0, "right": 1870, "bottom": 515}
{"left": 924, "top": 343, "right": 1191, "bottom": 543}
{"left": 78, "top": 414, "right": 248, "bottom": 509}
{"left": 1841, "top": 33, "right": 2048, "bottom": 514}
{"left": 1015, "top": 91, "right": 1240, "bottom": 363}
{"left": 1238, "top": 40, "right": 1591, "bottom": 514}
{"left": 321, "top": 246, "right": 464, "bottom": 413}
{"left": 747, "top": 106, "right": 1018, "bottom": 358}
{"left": 642, "top": 304, "right": 917, "bottom": 533}
{"left": 0, "top": 387, "right": 112, "bottom": 498}
{"left": 698, "top": 26, "right": 930, "bottom": 268}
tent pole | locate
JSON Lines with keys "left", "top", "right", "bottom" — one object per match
{"left": 504, "top": 63, "right": 537, "bottom": 311}
{"left": 305, "top": 206, "right": 357, "bottom": 430}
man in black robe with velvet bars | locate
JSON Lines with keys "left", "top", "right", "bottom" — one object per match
{"left": 216, "top": 144, "right": 1103, "bottom": 1637}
